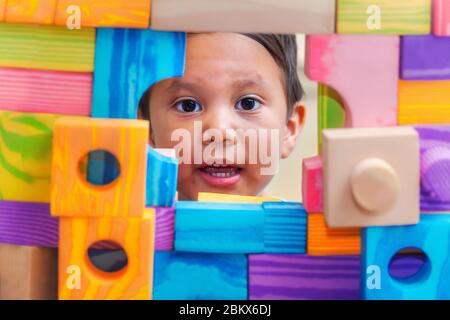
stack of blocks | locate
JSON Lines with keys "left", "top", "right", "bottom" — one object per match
{"left": 0, "top": 0, "right": 449, "bottom": 300}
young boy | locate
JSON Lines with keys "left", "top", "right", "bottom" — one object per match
{"left": 139, "top": 33, "right": 305, "bottom": 201}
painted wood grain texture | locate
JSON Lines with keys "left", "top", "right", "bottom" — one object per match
{"left": 0, "top": 243, "right": 58, "bottom": 300}
{"left": 55, "top": 0, "right": 151, "bottom": 28}
{"left": 152, "top": 206, "right": 174, "bottom": 251}
{"left": 92, "top": 28, "right": 185, "bottom": 119}
{"left": 153, "top": 251, "right": 247, "bottom": 300}
{"left": 5, "top": 0, "right": 57, "bottom": 24}
{"left": 398, "top": 80, "right": 450, "bottom": 125}
{"left": 302, "top": 155, "right": 323, "bottom": 213}
{"left": 307, "top": 213, "right": 360, "bottom": 256}
{"left": 318, "top": 84, "right": 345, "bottom": 149}
{"left": 58, "top": 209, "right": 155, "bottom": 300}
{"left": 0, "top": 200, "right": 58, "bottom": 247}
{"left": 337, "top": 0, "right": 431, "bottom": 34}
{"left": 434, "top": 0, "right": 450, "bottom": 36}
{"left": 0, "top": 110, "right": 61, "bottom": 203}
{"left": 0, "top": 23, "right": 95, "bottom": 72}
{"left": 0, "top": 67, "right": 92, "bottom": 116}
{"left": 151, "top": 0, "right": 335, "bottom": 34}
{"left": 305, "top": 35, "right": 399, "bottom": 127}
{"left": 51, "top": 118, "right": 149, "bottom": 218}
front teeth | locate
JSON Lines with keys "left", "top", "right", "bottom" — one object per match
{"left": 210, "top": 172, "right": 236, "bottom": 178}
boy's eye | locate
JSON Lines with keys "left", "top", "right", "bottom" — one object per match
{"left": 235, "top": 97, "right": 262, "bottom": 111}
{"left": 174, "top": 99, "right": 202, "bottom": 113}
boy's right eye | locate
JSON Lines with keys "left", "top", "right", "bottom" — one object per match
{"left": 174, "top": 99, "right": 202, "bottom": 113}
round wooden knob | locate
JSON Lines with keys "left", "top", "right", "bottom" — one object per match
{"left": 350, "top": 158, "right": 400, "bottom": 213}
{"left": 421, "top": 146, "right": 450, "bottom": 201}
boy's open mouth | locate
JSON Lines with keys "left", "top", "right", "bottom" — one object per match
{"left": 198, "top": 164, "right": 242, "bottom": 187}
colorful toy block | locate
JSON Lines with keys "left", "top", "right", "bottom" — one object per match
{"left": 0, "top": 23, "right": 95, "bottom": 72}
{"left": 307, "top": 213, "right": 360, "bottom": 256}
{"left": 0, "top": 110, "right": 62, "bottom": 203}
{"left": 58, "top": 209, "right": 155, "bottom": 300}
{"left": 318, "top": 84, "right": 346, "bottom": 150}
{"left": 55, "top": 0, "right": 151, "bottom": 28}
{"left": 152, "top": 206, "right": 175, "bottom": 251}
{"left": 305, "top": 35, "right": 399, "bottom": 127}
{"left": 400, "top": 35, "right": 450, "bottom": 80}
{"left": 0, "top": 243, "right": 57, "bottom": 299}
{"left": 0, "top": 201, "right": 58, "bottom": 247}
{"left": 398, "top": 79, "right": 450, "bottom": 125}
{"left": 151, "top": 0, "right": 336, "bottom": 34}
{"left": 434, "top": 0, "right": 450, "bottom": 36}
{"left": 302, "top": 155, "right": 323, "bottom": 213}
{"left": 337, "top": 0, "right": 431, "bottom": 34}
{"left": 50, "top": 117, "right": 149, "bottom": 218}
{"left": 92, "top": 28, "right": 185, "bottom": 119}
{"left": 323, "top": 127, "right": 420, "bottom": 227}
{"left": 197, "top": 192, "right": 280, "bottom": 203}
{"left": 5, "top": 0, "right": 57, "bottom": 24}
{"left": 0, "top": 67, "right": 92, "bottom": 116}
{"left": 362, "top": 214, "right": 450, "bottom": 300}
{"left": 0, "top": 0, "right": 5, "bottom": 20}
{"left": 153, "top": 251, "right": 247, "bottom": 300}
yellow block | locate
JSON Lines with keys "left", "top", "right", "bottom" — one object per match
{"left": 197, "top": 192, "right": 281, "bottom": 204}
{"left": 58, "top": 208, "right": 155, "bottom": 300}
{"left": 398, "top": 80, "right": 450, "bottom": 125}
{"left": 5, "top": 0, "right": 57, "bottom": 24}
{"left": 51, "top": 117, "right": 149, "bottom": 218}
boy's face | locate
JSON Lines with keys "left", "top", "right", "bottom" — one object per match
{"left": 145, "top": 33, "right": 304, "bottom": 200}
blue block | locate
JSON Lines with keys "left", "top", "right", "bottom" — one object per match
{"left": 92, "top": 28, "right": 186, "bottom": 119}
{"left": 362, "top": 214, "right": 450, "bottom": 300}
{"left": 153, "top": 251, "right": 248, "bottom": 300}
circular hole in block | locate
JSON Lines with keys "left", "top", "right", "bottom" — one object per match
{"left": 78, "top": 150, "right": 120, "bottom": 186}
{"left": 87, "top": 240, "right": 128, "bottom": 273}
{"left": 388, "top": 248, "right": 430, "bottom": 283}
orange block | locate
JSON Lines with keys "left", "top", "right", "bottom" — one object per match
{"left": 51, "top": 117, "right": 149, "bottom": 218}
{"left": 55, "top": 0, "right": 151, "bottom": 28}
{"left": 0, "top": 0, "right": 6, "bottom": 21}
{"left": 5, "top": 0, "right": 57, "bottom": 24}
{"left": 307, "top": 213, "right": 360, "bottom": 256}
{"left": 58, "top": 209, "right": 155, "bottom": 300}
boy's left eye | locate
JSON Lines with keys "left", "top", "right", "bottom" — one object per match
{"left": 235, "top": 97, "right": 262, "bottom": 111}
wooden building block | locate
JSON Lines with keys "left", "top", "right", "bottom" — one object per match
{"left": 305, "top": 35, "right": 399, "bottom": 127}
{"left": 0, "top": 201, "right": 58, "bottom": 247}
{"left": 337, "top": 0, "right": 431, "bottom": 34}
{"left": 0, "top": 243, "right": 57, "bottom": 300}
{"left": 197, "top": 192, "right": 280, "bottom": 203}
{"left": 434, "top": 0, "right": 450, "bottom": 36}
{"left": 0, "top": 23, "right": 94, "bottom": 72}
{"left": 5, "top": 0, "right": 57, "bottom": 24}
{"left": 0, "top": 110, "right": 62, "bottom": 203}
{"left": 0, "top": 67, "right": 92, "bottom": 116}
{"left": 151, "top": 206, "right": 175, "bottom": 251}
{"left": 55, "top": 0, "right": 151, "bottom": 28}
{"left": 50, "top": 117, "right": 149, "bottom": 218}
{"left": 153, "top": 251, "right": 247, "bottom": 300}
{"left": 323, "top": 127, "right": 420, "bottom": 227}
{"left": 398, "top": 80, "right": 450, "bottom": 125}
{"left": 400, "top": 35, "right": 450, "bottom": 80}
{"left": 362, "top": 214, "right": 450, "bottom": 300}
{"left": 92, "top": 28, "right": 185, "bottom": 119}
{"left": 302, "top": 155, "right": 323, "bottom": 213}
{"left": 58, "top": 209, "right": 155, "bottom": 300}
{"left": 151, "top": 0, "right": 336, "bottom": 34}
{"left": 318, "top": 84, "right": 346, "bottom": 150}
{"left": 0, "top": 0, "right": 5, "bottom": 20}
{"left": 307, "top": 213, "right": 360, "bottom": 256}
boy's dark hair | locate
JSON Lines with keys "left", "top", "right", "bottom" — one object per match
{"left": 139, "top": 33, "right": 303, "bottom": 120}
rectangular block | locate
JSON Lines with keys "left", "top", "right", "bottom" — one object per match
{"left": 0, "top": 0, "right": 5, "bottom": 20}
{"left": 153, "top": 251, "right": 247, "bottom": 300}
{"left": 302, "top": 155, "right": 323, "bottom": 213}
{"left": 55, "top": 0, "right": 151, "bottom": 28}
{"left": 51, "top": 118, "right": 149, "bottom": 218}
{"left": 0, "top": 67, "right": 92, "bottom": 116}
{"left": 152, "top": 206, "right": 175, "bottom": 251}
{"left": 0, "top": 243, "right": 57, "bottom": 300}
{"left": 5, "top": 0, "right": 57, "bottom": 24}
{"left": 318, "top": 84, "right": 346, "bottom": 150}
{"left": 401, "top": 35, "right": 450, "bottom": 80}
{"left": 337, "top": 0, "right": 431, "bottom": 34}
{"left": 434, "top": 0, "right": 450, "bottom": 36}
{"left": 197, "top": 192, "right": 280, "bottom": 203}
{"left": 398, "top": 80, "right": 450, "bottom": 125}
{"left": 151, "top": 0, "right": 336, "bottom": 34}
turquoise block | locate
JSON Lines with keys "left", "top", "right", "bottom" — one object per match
{"left": 153, "top": 251, "right": 248, "bottom": 300}
{"left": 362, "top": 214, "right": 450, "bottom": 300}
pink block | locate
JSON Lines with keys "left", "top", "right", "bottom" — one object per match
{"left": 302, "top": 155, "right": 323, "bottom": 213}
{"left": 434, "top": 0, "right": 450, "bottom": 36}
{"left": 0, "top": 67, "right": 92, "bottom": 116}
{"left": 305, "top": 35, "right": 399, "bottom": 127}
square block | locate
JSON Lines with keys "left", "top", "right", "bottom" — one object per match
{"left": 302, "top": 155, "right": 323, "bottom": 213}
{"left": 58, "top": 209, "right": 155, "bottom": 300}
{"left": 323, "top": 127, "right": 420, "bottom": 227}
{"left": 50, "top": 117, "right": 149, "bottom": 218}
{"left": 5, "top": 0, "right": 57, "bottom": 24}
{"left": 434, "top": 0, "right": 450, "bottom": 36}
{"left": 197, "top": 192, "right": 280, "bottom": 203}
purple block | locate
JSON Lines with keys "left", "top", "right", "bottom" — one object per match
{"left": 401, "top": 35, "right": 450, "bottom": 80}
{"left": 151, "top": 206, "right": 175, "bottom": 251}
{"left": 0, "top": 200, "right": 59, "bottom": 247}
